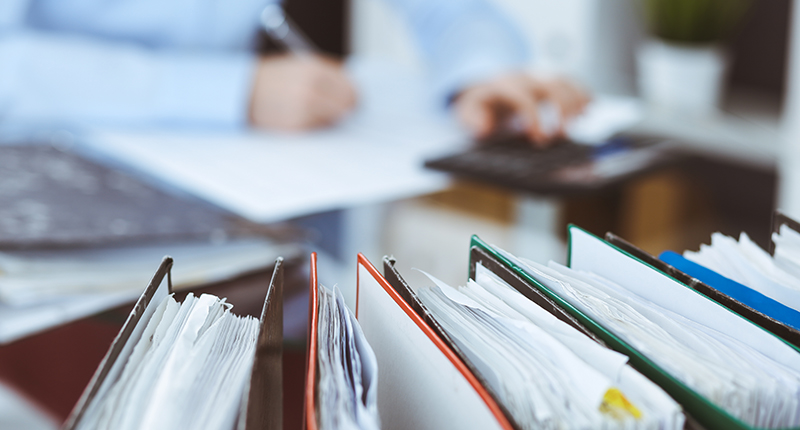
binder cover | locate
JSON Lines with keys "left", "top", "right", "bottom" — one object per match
{"left": 604, "top": 233, "right": 800, "bottom": 348}
{"left": 469, "top": 232, "right": 800, "bottom": 430}
{"left": 63, "top": 256, "right": 284, "bottom": 430}
{"left": 303, "top": 253, "right": 319, "bottom": 430}
{"left": 63, "top": 256, "right": 174, "bottom": 430}
{"left": 239, "top": 257, "right": 284, "bottom": 430}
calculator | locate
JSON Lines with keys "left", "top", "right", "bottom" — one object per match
{"left": 424, "top": 135, "right": 678, "bottom": 196}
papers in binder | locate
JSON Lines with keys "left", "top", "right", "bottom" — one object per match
{"left": 413, "top": 267, "right": 683, "bottom": 430}
{"left": 314, "top": 283, "right": 379, "bottom": 430}
{"left": 495, "top": 227, "right": 800, "bottom": 429}
{"left": 684, "top": 231, "right": 800, "bottom": 310}
{"left": 65, "top": 257, "right": 284, "bottom": 430}
{"left": 77, "top": 294, "right": 258, "bottom": 430}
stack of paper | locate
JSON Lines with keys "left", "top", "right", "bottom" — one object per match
{"left": 76, "top": 293, "right": 259, "bottom": 430}
{"left": 415, "top": 266, "right": 684, "bottom": 430}
{"left": 314, "top": 284, "right": 379, "bottom": 430}
{"left": 495, "top": 228, "right": 800, "bottom": 429}
{"left": 0, "top": 238, "right": 298, "bottom": 343}
{"left": 684, "top": 231, "right": 800, "bottom": 311}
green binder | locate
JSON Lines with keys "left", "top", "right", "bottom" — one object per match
{"left": 469, "top": 228, "right": 800, "bottom": 430}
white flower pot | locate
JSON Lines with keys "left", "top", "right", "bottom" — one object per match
{"left": 637, "top": 40, "right": 729, "bottom": 114}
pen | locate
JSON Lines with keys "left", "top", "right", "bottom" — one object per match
{"left": 259, "top": 4, "right": 318, "bottom": 54}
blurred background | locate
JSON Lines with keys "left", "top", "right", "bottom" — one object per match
{"left": 2, "top": 0, "right": 800, "bottom": 428}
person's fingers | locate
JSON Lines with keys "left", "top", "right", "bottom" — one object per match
{"left": 249, "top": 54, "right": 359, "bottom": 130}
{"left": 499, "top": 87, "right": 548, "bottom": 146}
{"left": 545, "top": 78, "right": 590, "bottom": 119}
{"left": 454, "top": 90, "right": 495, "bottom": 138}
{"left": 523, "top": 76, "right": 590, "bottom": 137}
{"left": 316, "top": 57, "right": 358, "bottom": 111}
{"left": 314, "top": 67, "right": 358, "bottom": 121}
{"left": 457, "top": 82, "right": 551, "bottom": 145}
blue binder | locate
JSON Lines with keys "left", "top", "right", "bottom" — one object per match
{"left": 660, "top": 250, "right": 800, "bottom": 331}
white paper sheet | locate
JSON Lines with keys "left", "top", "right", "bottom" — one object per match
{"left": 82, "top": 59, "right": 465, "bottom": 223}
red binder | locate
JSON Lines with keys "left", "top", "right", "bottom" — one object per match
{"left": 304, "top": 253, "right": 512, "bottom": 430}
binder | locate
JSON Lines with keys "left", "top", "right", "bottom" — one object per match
{"left": 604, "top": 233, "right": 800, "bottom": 348}
{"left": 469, "top": 231, "right": 800, "bottom": 430}
{"left": 63, "top": 256, "right": 284, "bottom": 430}
{"left": 460, "top": 243, "right": 702, "bottom": 430}
{"left": 304, "top": 253, "right": 513, "bottom": 430}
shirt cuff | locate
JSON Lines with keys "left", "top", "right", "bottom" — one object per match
{"left": 155, "top": 51, "right": 257, "bottom": 128}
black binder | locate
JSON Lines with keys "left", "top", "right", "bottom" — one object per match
{"left": 62, "top": 256, "right": 284, "bottom": 430}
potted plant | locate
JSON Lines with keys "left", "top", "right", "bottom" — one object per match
{"left": 637, "top": 0, "right": 751, "bottom": 114}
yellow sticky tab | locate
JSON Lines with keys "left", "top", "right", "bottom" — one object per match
{"left": 599, "top": 388, "right": 642, "bottom": 420}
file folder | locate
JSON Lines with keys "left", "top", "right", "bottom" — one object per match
{"left": 603, "top": 233, "right": 800, "bottom": 349}
{"left": 63, "top": 256, "right": 284, "bottom": 430}
{"left": 304, "top": 253, "right": 513, "bottom": 430}
{"left": 469, "top": 231, "right": 800, "bottom": 430}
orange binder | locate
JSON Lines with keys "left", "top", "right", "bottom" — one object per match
{"left": 304, "top": 253, "right": 513, "bottom": 430}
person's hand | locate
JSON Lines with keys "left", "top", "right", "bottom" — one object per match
{"left": 453, "top": 73, "right": 590, "bottom": 146}
{"left": 249, "top": 54, "right": 357, "bottom": 131}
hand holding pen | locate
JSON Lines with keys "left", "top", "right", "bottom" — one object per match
{"left": 249, "top": 5, "right": 357, "bottom": 131}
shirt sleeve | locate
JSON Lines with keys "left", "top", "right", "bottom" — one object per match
{"left": 0, "top": 30, "right": 257, "bottom": 128}
{"left": 380, "top": 0, "right": 530, "bottom": 101}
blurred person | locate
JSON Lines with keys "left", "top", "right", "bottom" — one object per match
{"left": 0, "top": 0, "right": 588, "bottom": 144}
